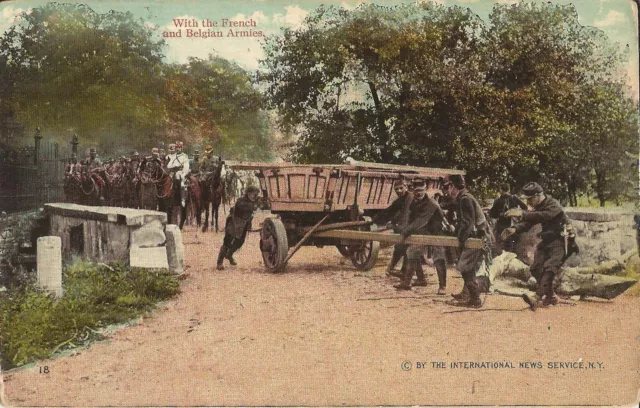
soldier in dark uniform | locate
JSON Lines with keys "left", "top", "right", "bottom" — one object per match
{"left": 489, "top": 183, "right": 528, "bottom": 253}
{"left": 502, "top": 182, "right": 573, "bottom": 308}
{"left": 448, "top": 175, "right": 491, "bottom": 308}
{"left": 190, "top": 150, "right": 200, "bottom": 177}
{"left": 216, "top": 185, "right": 260, "bottom": 270}
{"left": 371, "top": 179, "right": 413, "bottom": 277}
{"left": 87, "top": 148, "right": 109, "bottom": 200}
{"left": 394, "top": 179, "right": 446, "bottom": 290}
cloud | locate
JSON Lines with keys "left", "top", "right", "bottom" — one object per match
{"left": 594, "top": 9, "right": 626, "bottom": 27}
{"left": 456, "top": 0, "right": 480, "bottom": 3}
{"left": 0, "top": 6, "right": 26, "bottom": 35}
{"left": 273, "top": 5, "right": 309, "bottom": 29}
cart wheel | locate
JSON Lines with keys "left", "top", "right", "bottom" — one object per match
{"left": 349, "top": 240, "right": 380, "bottom": 271}
{"left": 336, "top": 245, "right": 350, "bottom": 258}
{"left": 260, "top": 217, "right": 289, "bottom": 273}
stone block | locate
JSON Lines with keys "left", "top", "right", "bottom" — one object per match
{"left": 131, "top": 220, "right": 166, "bottom": 248}
{"left": 566, "top": 210, "right": 622, "bottom": 222}
{"left": 129, "top": 246, "right": 169, "bottom": 269}
{"left": 37, "top": 236, "right": 63, "bottom": 297}
{"left": 165, "top": 225, "right": 184, "bottom": 274}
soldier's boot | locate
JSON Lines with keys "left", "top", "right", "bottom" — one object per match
{"left": 412, "top": 261, "right": 427, "bottom": 287}
{"left": 541, "top": 271, "right": 558, "bottom": 306}
{"left": 451, "top": 284, "right": 470, "bottom": 301}
{"left": 216, "top": 246, "right": 228, "bottom": 270}
{"left": 435, "top": 259, "right": 447, "bottom": 295}
{"left": 386, "top": 250, "right": 404, "bottom": 277}
{"left": 394, "top": 259, "right": 414, "bottom": 290}
{"left": 226, "top": 249, "right": 238, "bottom": 266}
{"left": 465, "top": 278, "right": 482, "bottom": 308}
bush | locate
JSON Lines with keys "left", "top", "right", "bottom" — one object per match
{"left": 0, "top": 261, "right": 180, "bottom": 369}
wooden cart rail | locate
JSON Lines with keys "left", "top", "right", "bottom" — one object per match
{"left": 225, "top": 160, "right": 466, "bottom": 176}
{"left": 312, "top": 230, "right": 483, "bottom": 249}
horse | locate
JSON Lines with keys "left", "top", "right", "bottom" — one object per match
{"left": 64, "top": 170, "right": 101, "bottom": 206}
{"left": 138, "top": 159, "right": 161, "bottom": 210}
{"left": 199, "top": 159, "right": 226, "bottom": 232}
{"left": 150, "top": 161, "right": 201, "bottom": 229}
{"left": 106, "top": 171, "right": 131, "bottom": 208}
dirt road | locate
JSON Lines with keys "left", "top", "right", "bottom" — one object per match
{"left": 3, "top": 224, "right": 640, "bottom": 406}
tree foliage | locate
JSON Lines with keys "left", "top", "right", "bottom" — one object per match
{"left": 0, "top": 3, "right": 271, "bottom": 160}
{"left": 260, "top": 1, "right": 638, "bottom": 204}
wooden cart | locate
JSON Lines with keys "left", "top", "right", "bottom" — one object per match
{"left": 227, "top": 160, "right": 480, "bottom": 273}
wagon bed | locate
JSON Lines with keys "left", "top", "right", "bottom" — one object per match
{"left": 226, "top": 160, "right": 479, "bottom": 272}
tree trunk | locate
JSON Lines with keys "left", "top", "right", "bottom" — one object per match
{"left": 594, "top": 169, "right": 606, "bottom": 207}
{"left": 367, "top": 81, "right": 392, "bottom": 163}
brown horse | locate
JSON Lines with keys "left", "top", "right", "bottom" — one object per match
{"left": 199, "top": 159, "right": 225, "bottom": 232}
{"left": 150, "top": 161, "right": 201, "bottom": 229}
{"left": 64, "top": 171, "right": 101, "bottom": 205}
{"left": 107, "top": 172, "right": 131, "bottom": 208}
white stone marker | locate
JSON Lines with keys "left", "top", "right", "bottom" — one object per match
{"left": 37, "top": 236, "right": 63, "bottom": 298}
{"left": 165, "top": 224, "right": 185, "bottom": 274}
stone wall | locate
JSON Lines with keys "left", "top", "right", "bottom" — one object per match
{"left": 512, "top": 207, "right": 637, "bottom": 267}
{"left": 0, "top": 209, "right": 49, "bottom": 287}
{"left": 45, "top": 204, "right": 175, "bottom": 270}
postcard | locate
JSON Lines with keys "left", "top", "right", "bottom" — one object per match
{"left": 0, "top": 0, "right": 638, "bottom": 406}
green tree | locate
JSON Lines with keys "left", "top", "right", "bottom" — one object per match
{"left": 0, "top": 3, "right": 166, "bottom": 147}
{"left": 161, "top": 56, "right": 272, "bottom": 160}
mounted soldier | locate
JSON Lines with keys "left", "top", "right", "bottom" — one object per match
{"left": 166, "top": 142, "right": 190, "bottom": 207}
{"left": 87, "top": 148, "right": 109, "bottom": 201}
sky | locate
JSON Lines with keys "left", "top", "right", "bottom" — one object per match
{"left": 1, "top": 0, "right": 638, "bottom": 96}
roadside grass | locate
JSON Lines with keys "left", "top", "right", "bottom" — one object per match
{"left": 0, "top": 261, "right": 180, "bottom": 370}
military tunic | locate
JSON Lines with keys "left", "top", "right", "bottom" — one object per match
{"left": 513, "top": 195, "right": 568, "bottom": 299}
{"left": 223, "top": 196, "right": 257, "bottom": 250}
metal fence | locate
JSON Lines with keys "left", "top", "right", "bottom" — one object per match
{"left": 0, "top": 131, "right": 72, "bottom": 213}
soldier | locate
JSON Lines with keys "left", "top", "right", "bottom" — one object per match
{"left": 87, "top": 148, "right": 108, "bottom": 200}
{"left": 216, "top": 185, "right": 260, "bottom": 270}
{"left": 501, "top": 182, "right": 575, "bottom": 309}
{"left": 489, "top": 183, "right": 528, "bottom": 253}
{"left": 190, "top": 150, "right": 200, "bottom": 176}
{"left": 371, "top": 179, "right": 413, "bottom": 277}
{"left": 166, "top": 142, "right": 190, "bottom": 206}
{"left": 394, "top": 179, "right": 446, "bottom": 291}
{"left": 65, "top": 153, "right": 80, "bottom": 175}
{"left": 447, "top": 175, "right": 491, "bottom": 308}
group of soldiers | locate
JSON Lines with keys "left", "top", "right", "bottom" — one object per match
{"left": 64, "top": 142, "right": 224, "bottom": 207}
{"left": 371, "top": 176, "right": 577, "bottom": 310}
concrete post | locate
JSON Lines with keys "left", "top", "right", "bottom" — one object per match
{"left": 37, "top": 236, "right": 63, "bottom": 298}
{"left": 165, "top": 224, "right": 184, "bottom": 274}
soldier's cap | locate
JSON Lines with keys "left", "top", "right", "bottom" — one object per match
{"left": 119, "top": 156, "right": 125, "bottom": 160}
{"left": 412, "top": 178, "right": 427, "bottom": 191}
{"left": 521, "top": 182, "right": 543, "bottom": 198}
{"left": 151, "top": 148, "right": 159, "bottom": 154}
{"left": 175, "top": 141, "right": 184, "bottom": 148}
{"left": 89, "top": 148, "right": 96, "bottom": 153}
{"left": 204, "top": 145, "right": 213, "bottom": 152}
{"left": 168, "top": 144, "right": 176, "bottom": 151}
{"left": 132, "top": 151, "right": 139, "bottom": 156}
{"left": 393, "top": 179, "right": 408, "bottom": 187}
{"left": 246, "top": 185, "right": 260, "bottom": 194}
{"left": 194, "top": 150, "right": 200, "bottom": 154}
{"left": 448, "top": 174, "right": 466, "bottom": 189}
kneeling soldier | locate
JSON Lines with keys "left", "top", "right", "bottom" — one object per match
{"left": 216, "top": 185, "right": 260, "bottom": 270}
{"left": 502, "top": 182, "right": 574, "bottom": 308}
{"left": 394, "top": 179, "right": 446, "bottom": 290}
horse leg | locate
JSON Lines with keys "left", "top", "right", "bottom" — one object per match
{"left": 179, "top": 204, "right": 187, "bottom": 230}
{"left": 202, "top": 201, "right": 209, "bottom": 232}
{"left": 214, "top": 205, "right": 219, "bottom": 233}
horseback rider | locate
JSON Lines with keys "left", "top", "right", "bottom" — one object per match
{"left": 87, "top": 148, "right": 109, "bottom": 200}
{"left": 166, "top": 142, "right": 190, "bottom": 207}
